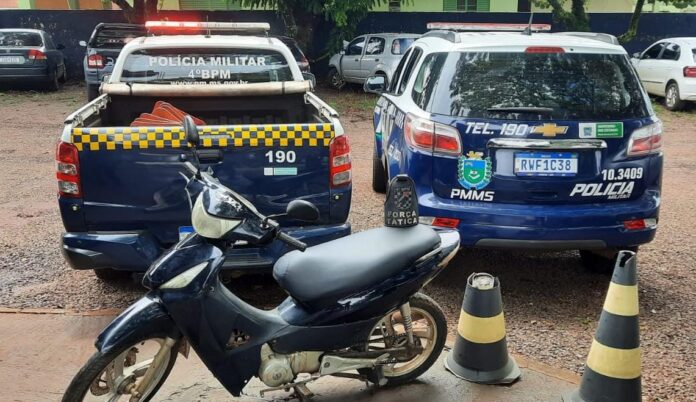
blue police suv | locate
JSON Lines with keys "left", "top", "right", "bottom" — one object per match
{"left": 368, "top": 24, "right": 663, "bottom": 272}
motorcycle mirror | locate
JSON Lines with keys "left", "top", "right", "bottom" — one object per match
{"left": 183, "top": 115, "right": 200, "bottom": 147}
{"left": 286, "top": 200, "right": 319, "bottom": 222}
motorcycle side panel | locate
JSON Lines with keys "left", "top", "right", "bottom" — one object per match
{"left": 95, "top": 294, "right": 179, "bottom": 354}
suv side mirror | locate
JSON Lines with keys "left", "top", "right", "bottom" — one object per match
{"left": 286, "top": 200, "right": 319, "bottom": 222}
{"left": 364, "top": 75, "right": 387, "bottom": 94}
{"left": 101, "top": 74, "right": 111, "bottom": 83}
{"left": 79, "top": 40, "right": 87, "bottom": 47}
{"left": 632, "top": 52, "right": 641, "bottom": 59}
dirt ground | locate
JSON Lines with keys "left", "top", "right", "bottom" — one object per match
{"left": 1, "top": 83, "right": 695, "bottom": 401}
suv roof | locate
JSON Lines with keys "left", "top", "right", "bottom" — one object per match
{"left": 418, "top": 32, "right": 626, "bottom": 54}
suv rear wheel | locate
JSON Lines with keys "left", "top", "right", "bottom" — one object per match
{"left": 579, "top": 247, "right": 638, "bottom": 274}
{"left": 372, "top": 152, "right": 387, "bottom": 193}
{"left": 327, "top": 67, "right": 345, "bottom": 90}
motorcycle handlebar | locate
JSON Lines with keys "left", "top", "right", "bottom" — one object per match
{"left": 277, "top": 231, "right": 307, "bottom": 252}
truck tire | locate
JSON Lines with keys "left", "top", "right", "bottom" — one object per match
{"left": 93, "top": 268, "right": 131, "bottom": 283}
{"left": 372, "top": 152, "right": 387, "bottom": 193}
{"left": 665, "top": 82, "right": 686, "bottom": 111}
{"left": 327, "top": 67, "right": 345, "bottom": 90}
{"left": 579, "top": 247, "right": 638, "bottom": 274}
{"left": 86, "top": 84, "right": 100, "bottom": 101}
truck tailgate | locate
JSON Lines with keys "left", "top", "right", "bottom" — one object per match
{"left": 71, "top": 123, "right": 335, "bottom": 244}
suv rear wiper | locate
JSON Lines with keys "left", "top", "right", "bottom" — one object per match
{"left": 486, "top": 106, "right": 554, "bottom": 115}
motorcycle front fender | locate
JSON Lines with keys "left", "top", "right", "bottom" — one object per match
{"left": 96, "top": 293, "right": 180, "bottom": 354}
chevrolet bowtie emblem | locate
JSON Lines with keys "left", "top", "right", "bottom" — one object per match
{"left": 532, "top": 123, "right": 569, "bottom": 137}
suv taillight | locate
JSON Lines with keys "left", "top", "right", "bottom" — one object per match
{"left": 329, "top": 135, "right": 351, "bottom": 188}
{"left": 684, "top": 66, "right": 696, "bottom": 78}
{"left": 56, "top": 141, "right": 81, "bottom": 197}
{"left": 404, "top": 114, "right": 462, "bottom": 156}
{"left": 27, "top": 49, "right": 47, "bottom": 60}
{"left": 627, "top": 121, "right": 662, "bottom": 157}
{"left": 87, "top": 54, "right": 104, "bottom": 69}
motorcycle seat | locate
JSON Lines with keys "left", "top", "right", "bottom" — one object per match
{"left": 273, "top": 225, "right": 441, "bottom": 310}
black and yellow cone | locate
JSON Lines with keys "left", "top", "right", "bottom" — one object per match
{"left": 564, "top": 250, "right": 641, "bottom": 402}
{"left": 445, "top": 272, "right": 521, "bottom": 384}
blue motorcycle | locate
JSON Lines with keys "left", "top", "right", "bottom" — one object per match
{"left": 62, "top": 117, "right": 461, "bottom": 402}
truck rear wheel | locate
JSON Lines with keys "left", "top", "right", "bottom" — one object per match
{"left": 86, "top": 84, "right": 100, "bottom": 101}
{"left": 94, "top": 268, "right": 131, "bottom": 283}
{"left": 579, "top": 247, "right": 638, "bottom": 274}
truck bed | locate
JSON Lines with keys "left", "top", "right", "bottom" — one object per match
{"left": 59, "top": 91, "right": 352, "bottom": 272}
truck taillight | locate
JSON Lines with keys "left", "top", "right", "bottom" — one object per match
{"left": 27, "top": 49, "right": 47, "bottom": 60}
{"left": 404, "top": 114, "right": 461, "bottom": 155}
{"left": 329, "top": 135, "right": 351, "bottom": 188}
{"left": 684, "top": 66, "right": 696, "bottom": 78}
{"left": 87, "top": 54, "right": 104, "bottom": 69}
{"left": 627, "top": 121, "right": 662, "bottom": 157}
{"left": 56, "top": 142, "right": 81, "bottom": 197}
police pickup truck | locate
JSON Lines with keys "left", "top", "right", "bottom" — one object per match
{"left": 367, "top": 23, "right": 662, "bottom": 272}
{"left": 57, "top": 22, "right": 352, "bottom": 281}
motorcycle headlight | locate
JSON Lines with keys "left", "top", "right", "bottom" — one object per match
{"left": 160, "top": 261, "right": 209, "bottom": 289}
{"left": 192, "top": 195, "right": 241, "bottom": 239}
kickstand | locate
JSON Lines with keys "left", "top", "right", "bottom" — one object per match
{"left": 291, "top": 383, "right": 314, "bottom": 402}
{"left": 373, "top": 366, "right": 387, "bottom": 387}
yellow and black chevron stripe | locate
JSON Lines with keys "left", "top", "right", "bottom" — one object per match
{"left": 569, "top": 251, "right": 641, "bottom": 402}
{"left": 71, "top": 123, "right": 335, "bottom": 151}
{"left": 445, "top": 273, "right": 520, "bottom": 384}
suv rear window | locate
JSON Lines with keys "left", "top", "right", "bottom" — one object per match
{"left": 391, "top": 38, "right": 415, "bottom": 55}
{"left": 92, "top": 26, "right": 146, "bottom": 49}
{"left": 121, "top": 48, "right": 293, "bottom": 84}
{"left": 424, "top": 51, "right": 650, "bottom": 120}
{"left": 0, "top": 32, "right": 42, "bottom": 47}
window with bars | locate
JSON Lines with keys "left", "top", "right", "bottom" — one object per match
{"left": 443, "top": 0, "right": 490, "bottom": 11}
{"left": 389, "top": 0, "right": 400, "bottom": 11}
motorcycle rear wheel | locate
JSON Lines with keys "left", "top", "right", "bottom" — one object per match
{"left": 361, "top": 292, "right": 447, "bottom": 386}
{"left": 62, "top": 337, "right": 179, "bottom": 402}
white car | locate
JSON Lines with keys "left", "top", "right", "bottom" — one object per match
{"left": 631, "top": 37, "right": 696, "bottom": 110}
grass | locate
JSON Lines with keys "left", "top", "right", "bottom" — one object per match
{"left": 315, "top": 86, "right": 378, "bottom": 117}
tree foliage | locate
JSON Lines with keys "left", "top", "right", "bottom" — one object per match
{"left": 620, "top": 0, "right": 696, "bottom": 43}
{"left": 111, "top": 0, "right": 159, "bottom": 23}
{"left": 239, "top": 0, "right": 390, "bottom": 57}
{"left": 532, "top": 0, "right": 589, "bottom": 31}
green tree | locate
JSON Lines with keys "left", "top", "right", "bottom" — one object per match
{"left": 111, "top": 0, "right": 159, "bottom": 23}
{"left": 620, "top": 0, "right": 696, "bottom": 44}
{"left": 532, "top": 0, "right": 589, "bottom": 31}
{"left": 239, "top": 0, "right": 391, "bottom": 57}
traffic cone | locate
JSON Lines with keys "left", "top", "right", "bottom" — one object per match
{"left": 445, "top": 272, "right": 520, "bottom": 384}
{"left": 564, "top": 250, "right": 641, "bottom": 402}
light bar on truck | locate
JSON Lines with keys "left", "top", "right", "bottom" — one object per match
{"left": 426, "top": 22, "right": 551, "bottom": 32}
{"left": 145, "top": 21, "right": 270, "bottom": 33}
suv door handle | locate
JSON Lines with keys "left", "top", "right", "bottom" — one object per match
{"left": 375, "top": 59, "right": 380, "bottom": 62}
{"left": 354, "top": 58, "right": 360, "bottom": 62}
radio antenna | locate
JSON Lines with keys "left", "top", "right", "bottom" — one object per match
{"left": 206, "top": 15, "right": 211, "bottom": 37}
{"left": 522, "top": 12, "right": 534, "bottom": 36}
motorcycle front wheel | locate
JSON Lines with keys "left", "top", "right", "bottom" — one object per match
{"left": 62, "top": 337, "right": 179, "bottom": 402}
{"left": 361, "top": 292, "right": 447, "bottom": 386}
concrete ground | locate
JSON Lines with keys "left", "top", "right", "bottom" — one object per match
{"left": 0, "top": 310, "right": 578, "bottom": 402}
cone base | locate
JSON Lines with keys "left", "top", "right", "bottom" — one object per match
{"left": 561, "top": 390, "right": 585, "bottom": 402}
{"left": 444, "top": 351, "right": 521, "bottom": 384}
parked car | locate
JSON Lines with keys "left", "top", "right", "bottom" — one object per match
{"left": 327, "top": 33, "right": 419, "bottom": 89}
{"left": 276, "top": 36, "right": 310, "bottom": 73}
{"left": 366, "top": 23, "right": 662, "bottom": 273}
{"left": 0, "top": 28, "right": 67, "bottom": 90}
{"left": 58, "top": 21, "right": 352, "bottom": 282}
{"left": 80, "top": 23, "right": 146, "bottom": 100}
{"left": 631, "top": 37, "right": 696, "bottom": 111}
